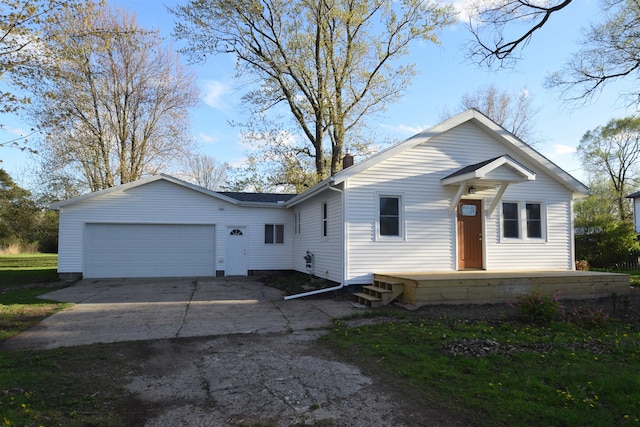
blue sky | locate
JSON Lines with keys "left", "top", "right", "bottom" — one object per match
{"left": 1, "top": 0, "right": 636, "bottom": 188}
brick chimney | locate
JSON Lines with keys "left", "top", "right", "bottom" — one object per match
{"left": 342, "top": 150, "right": 354, "bottom": 169}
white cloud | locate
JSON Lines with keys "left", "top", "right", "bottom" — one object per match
{"left": 380, "top": 123, "right": 430, "bottom": 135}
{"left": 197, "top": 132, "right": 217, "bottom": 144}
{"left": 202, "top": 80, "right": 229, "bottom": 109}
{"left": 553, "top": 144, "right": 577, "bottom": 155}
{"left": 450, "top": 0, "right": 481, "bottom": 23}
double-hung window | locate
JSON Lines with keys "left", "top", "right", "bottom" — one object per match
{"left": 502, "top": 202, "right": 520, "bottom": 238}
{"left": 321, "top": 202, "right": 328, "bottom": 237}
{"left": 294, "top": 212, "right": 301, "bottom": 235}
{"left": 265, "top": 224, "right": 284, "bottom": 244}
{"left": 501, "top": 201, "right": 544, "bottom": 240}
{"left": 379, "top": 195, "right": 402, "bottom": 237}
{"left": 526, "top": 203, "right": 542, "bottom": 238}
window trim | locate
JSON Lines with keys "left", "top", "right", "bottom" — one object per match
{"left": 264, "top": 224, "right": 285, "bottom": 244}
{"left": 376, "top": 193, "right": 405, "bottom": 240}
{"left": 501, "top": 201, "right": 546, "bottom": 242}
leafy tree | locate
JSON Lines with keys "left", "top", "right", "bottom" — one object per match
{"left": 577, "top": 117, "right": 640, "bottom": 221}
{"left": 27, "top": 1, "right": 200, "bottom": 191}
{"left": 441, "top": 84, "right": 539, "bottom": 143}
{"left": 467, "top": 0, "right": 640, "bottom": 107}
{"left": 0, "top": 0, "right": 79, "bottom": 155}
{"left": 0, "top": 168, "right": 37, "bottom": 248}
{"left": 574, "top": 181, "right": 639, "bottom": 267}
{"left": 172, "top": 0, "right": 455, "bottom": 186}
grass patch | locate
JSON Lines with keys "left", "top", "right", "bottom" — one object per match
{"left": 1, "top": 254, "right": 69, "bottom": 342}
{"left": 0, "top": 343, "right": 148, "bottom": 426}
{"left": 0, "top": 254, "right": 59, "bottom": 289}
{"left": 0, "top": 287, "right": 71, "bottom": 342}
{"left": 323, "top": 316, "right": 640, "bottom": 426}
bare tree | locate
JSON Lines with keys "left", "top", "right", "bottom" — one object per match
{"left": 0, "top": 0, "right": 79, "bottom": 154}
{"left": 466, "top": 0, "right": 573, "bottom": 68}
{"left": 442, "top": 84, "right": 539, "bottom": 143}
{"left": 466, "top": 0, "right": 640, "bottom": 108}
{"left": 172, "top": 0, "right": 455, "bottom": 185}
{"left": 28, "top": 1, "right": 200, "bottom": 191}
{"left": 547, "top": 0, "right": 640, "bottom": 106}
{"left": 182, "top": 154, "right": 229, "bottom": 191}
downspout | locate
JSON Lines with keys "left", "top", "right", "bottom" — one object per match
{"left": 284, "top": 180, "right": 346, "bottom": 300}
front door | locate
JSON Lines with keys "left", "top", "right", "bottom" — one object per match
{"left": 226, "top": 227, "right": 247, "bottom": 276}
{"left": 457, "top": 200, "right": 483, "bottom": 269}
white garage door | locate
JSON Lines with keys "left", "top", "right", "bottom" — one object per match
{"left": 85, "top": 224, "right": 215, "bottom": 278}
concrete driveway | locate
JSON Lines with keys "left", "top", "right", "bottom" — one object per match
{"left": 1, "top": 277, "right": 361, "bottom": 350}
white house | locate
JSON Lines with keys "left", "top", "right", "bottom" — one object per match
{"left": 51, "top": 109, "right": 589, "bottom": 286}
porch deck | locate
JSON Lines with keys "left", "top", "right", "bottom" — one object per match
{"left": 373, "top": 270, "right": 631, "bottom": 308}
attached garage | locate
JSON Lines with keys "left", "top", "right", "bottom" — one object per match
{"left": 51, "top": 174, "right": 295, "bottom": 280}
{"left": 84, "top": 224, "right": 215, "bottom": 278}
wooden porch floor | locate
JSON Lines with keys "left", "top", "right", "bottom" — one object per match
{"left": 373, "top": 270, "right": 631, "bottom": 307}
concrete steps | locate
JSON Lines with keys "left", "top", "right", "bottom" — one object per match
{"left": 354, "top": 280, "right": 404, "bottom": 307}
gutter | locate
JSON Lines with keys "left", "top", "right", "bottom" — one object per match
{"left": 284, "top": 179, "right": 347, "bottom": 300}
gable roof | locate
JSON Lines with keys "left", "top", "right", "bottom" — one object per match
{"left": 286, "top": 109, "right": 588, "bottom": 206}
{"left": 49, "top": 174, "right": 292, "bottom": 209}
{"left": 440, "top": 154, "right": 536, "bottom": 185}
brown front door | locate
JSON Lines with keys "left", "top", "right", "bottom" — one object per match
{"left": 457, "top": 199, "right": 483, "bottom": 269}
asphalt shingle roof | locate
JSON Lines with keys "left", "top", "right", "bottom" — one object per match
{"left": 217, "top": 192, "right": 297, "bottom": 203}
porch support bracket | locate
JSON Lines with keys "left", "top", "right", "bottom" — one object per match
{"left": 448, "top": 182, "right": 467, "bottom": 216}
{"left": 486, "top": 183, "right": 509, "bottom": 217}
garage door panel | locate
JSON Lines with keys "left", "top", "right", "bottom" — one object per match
{"left": 85, "top": 224, "right": 215, "bottom": 278}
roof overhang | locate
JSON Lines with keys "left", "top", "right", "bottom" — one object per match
{"left": 441, "top": 155, "right": 536, "bottom": 216}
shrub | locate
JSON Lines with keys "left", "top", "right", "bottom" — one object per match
{"left": 508, "top": 290, "right": 562, "bottom": 325}
{"left": 562, "top": 306, "right": 610, "bottom": 328}
{"left": 575, "top": 260, "right": 590, "bottom": 271}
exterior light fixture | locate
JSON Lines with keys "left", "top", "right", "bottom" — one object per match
{"left": 468, "top": 186, "right": 476, "bottom": 194}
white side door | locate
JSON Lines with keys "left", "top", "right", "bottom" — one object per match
{"left": 226, "top": 227, "right": 247, "bottom": 276}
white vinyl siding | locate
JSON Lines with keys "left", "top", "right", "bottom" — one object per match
{"left": 342, "top": 120, "right": 575, "bottom": 284}
{"left": 291, "top": 190, "right": 343, "bottom": 283}
{"left": 57, "top": 179, "right": 293, "bottom": 277}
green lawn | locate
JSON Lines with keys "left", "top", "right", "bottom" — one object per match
{"left": 0, "top": 254, "right": 59, "bottom": 289}
{"left": 0, "top": 253, "right": 68, "bottom": 343}
{"left": 323, "top": 313, "right": 640, "bottom": 426}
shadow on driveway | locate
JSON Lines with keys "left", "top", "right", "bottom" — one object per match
{"left": 1, "top": 277, "right": 360, "bottom": 350}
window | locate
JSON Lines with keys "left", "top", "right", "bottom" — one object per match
{"left": 265, "top": 224, "right": 284, "bottom": 244}
{"left": 526, "top": 203, "right": 542, "bottom": 238}
{"left": 502, "top": 202, "right": 544, "bottom": 240}
{"left": 294, "top": 212, "right": 301, "bottom": 235}
{"left": 379, "top": 196, "right": 400, "bottom": 237}
{"left": 502, "top": 202, "right": 519, "bottom": 238}
{"left": 321, "top": 202, "right": 328, "bottom": 237}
